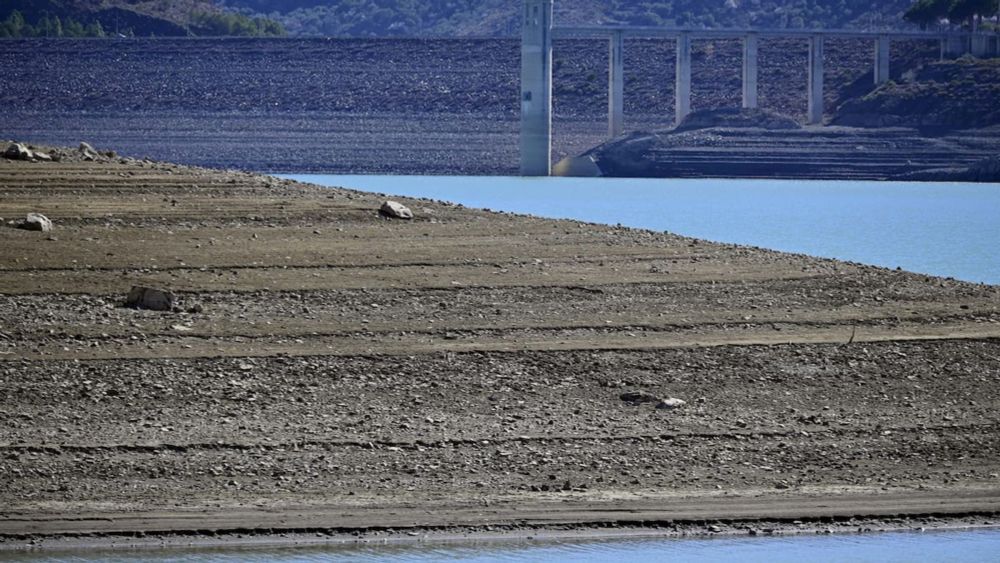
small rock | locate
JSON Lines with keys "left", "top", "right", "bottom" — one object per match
{"left": 4, "top": 143, "right": 33, "bottom": 161}
{"left": 79, "top": 141, "right": 100, "bottom": 161}
{"left": 620, "top": 391, "right": 660, "bottom": 405}
{"left": 186, "top": 303, "right": 204, "bottom": 314}
{"left": 125, "top": 286, "right": 175, "bottom": 311}
{"left": 32, "top": 151, "right": 52, "bottom": 162}
{"left": 655, "top": 397, "right": 687, "bottom": 410}
{"left": 18, "top": 213, "right": 53, "bottom": 232}
{"left": 379, "top": 200, "right": 413, "bottom": 220}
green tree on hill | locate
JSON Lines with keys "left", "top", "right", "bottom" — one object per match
{"left": 0, "top": 10, "right": 26, "bottom": 37}
{"left": 905, "top": 0, "right": 1000, "bottom": 29}
{"left": 85, "top": 20, "right": 106, "bottom": 38}
{"left": 64, "top": 17, "right": 85, "bottom": 37}
{"left": 948, "top": 0, "right": 999, "bottom": 28}
{"left": 903, "top": 0, "right": 952, "bottom": 28}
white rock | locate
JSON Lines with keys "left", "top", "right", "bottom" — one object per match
{"left": 656, "top": 397, "right": 687, "bottom": 410}
{"left": 380, "top": 200, "right": 413, "bottom": 220}
{"left": 79, "top": 141, "right": 100, "bottom": 161}
{"left": 4, "top": 143, "right": 33, "bottom": 161}
{"left": 19, "top": 213, "right": 53, "bottom": 232}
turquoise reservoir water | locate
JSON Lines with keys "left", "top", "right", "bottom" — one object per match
{"left": 280, "top": 175, "right": 1000, "bottom": 285}
{"left": 6, "top": 530, "right": 1000, "bottom": 562}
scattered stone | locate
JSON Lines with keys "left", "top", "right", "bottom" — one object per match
{"left": 17, "top": 213, "right": 53, "bottom": 232}
{"left": 655, "top": 397, "right": 687, "bottom": 410}
{"left": 619, "top": 391, "right": 660, "bottom": 405}
{"left": 4, "top": 143, "right": 33, "bottom": 161}
{"left": 125, "top": 286, "right": 175, "bottom": 311}
{"left": 379, "top": 200, "right": 413, "bottom": 220}
{"left": 79, "top": 142, "right": 100, "bottom": 161}
{"left": 186, "top": 303, "right": 204, "bottom": 314}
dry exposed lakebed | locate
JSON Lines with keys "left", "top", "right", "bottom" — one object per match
{"left": 1, "top": 148, "right": 999, "bottom": 545}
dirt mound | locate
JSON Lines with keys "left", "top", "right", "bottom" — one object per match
{"left": 674, "top": 107, "right": 801, "bottom": 133}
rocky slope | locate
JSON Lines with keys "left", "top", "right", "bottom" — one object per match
{"left": 833, "top": 58, "right": 1000, "bottom": 131}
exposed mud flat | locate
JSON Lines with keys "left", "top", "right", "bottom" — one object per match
{"left": 1, "top": 149, "right": 999, "bottom": 545}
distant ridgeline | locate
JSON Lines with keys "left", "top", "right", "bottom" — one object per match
{"left": 222, "top": 0, "right": 941, "bottom": 37}
{"left": 0, "top": 0, "right": 285, "bottom": 38}
{"left": 3, "top": 0, "right": 995, "bottom": 38}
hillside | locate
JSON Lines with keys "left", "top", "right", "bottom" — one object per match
{"left": 221, "top": 0, "right": 916, "bottom": 37}
{"left": 833, "top": 57, "right": 1000, "bottom": 130}
{"left": 0, "top": 0, "right": 284, "bottom": 37}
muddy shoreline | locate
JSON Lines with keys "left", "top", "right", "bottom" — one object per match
{"left": 1, "top": 146, "right": 999, "bottom": 549}
{"left": 3, "top": 513, "right": 1000, "bottom": 553}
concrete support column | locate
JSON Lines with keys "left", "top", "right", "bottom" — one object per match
{"left": 742, "top": 34, "right": 759, "bottom": 109}
{"left": 971, "top": 34, "right": 989, "bottom": 57}
{"left": 608, "top": 31, "right": 625, "bottom": 137}
{"left": 807, "top": 35, "right": 824, "bottom": 126}
{"left": 874, "top": 35, "right": 890, "bottom": 85}
{"left": 675, "top": 33, "right": 692, "bottom": 126}
{"left": 941, "top": 34, "right": 965, "bottom": 58}
{"left": 519, "top": 0, "right": 553, "bottom": 176}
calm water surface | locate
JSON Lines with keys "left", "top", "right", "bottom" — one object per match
{"left": 6, "top": 530, "right": 1000, "bottom": 562}
{"left": 280, "top": 175, "right": 1000, "bottom": 285}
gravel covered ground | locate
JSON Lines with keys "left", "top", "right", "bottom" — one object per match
{"left": 0, "top": 37, "right": 942, "bottom": 174}
{"left": 1, "top": 149, "right": 999, "bottom": 545}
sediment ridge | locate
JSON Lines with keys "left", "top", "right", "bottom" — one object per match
{"left": 1, "top": 147, "right": 999, "bottom": 547}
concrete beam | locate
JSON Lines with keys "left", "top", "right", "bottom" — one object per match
{"left": 608, "top": 31, "right": 625, "bottom": 137}
{"left": 520, "top": 0, "right": 553, "bottom": 176}
{"left": 554, "top": 25, "right": 952, "bottom": 41}
{"left": 807, "top": 35, "right": 824, "bottom": 126}
{"left": 874, "top": 36, "right": 890, "bottom": 85}
{"left": 742, "top": 34, "right": 759, "bottom": 109}
{"left": 675, "top": 33, "right": 692, "bottom": 126}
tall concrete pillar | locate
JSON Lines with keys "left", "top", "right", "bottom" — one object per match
{"left": 742, "top": 34, "right": 759, "bottom": 109}
{"left": 608, "top": 31, "right": 625, "bottom": 137}
{"left": 675, "top": 33, "right": 692, "bottom": 126}
{"left": 807, "top": 35, "right": 824, "bottom": 126}
{"left": 971, "top": 34, "right": 989, "bottom": 57}
{"left": 941, "top": 34, "right": 965, "bottom": 58}
{"left": 520, "top": 0, "right": 553, "bottom": 176}
{"left": 874, "top": 36, "right": 890, "bottom": 85}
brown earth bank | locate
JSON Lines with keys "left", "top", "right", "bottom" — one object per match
{"left": 1, "top": 145, "right": 1000, "bottom": 547}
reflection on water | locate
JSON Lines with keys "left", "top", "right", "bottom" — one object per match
{"left": 4, "top": 530, "right": 1000, "bottom": 562}
{"left": 280, "top": 175, "right": 1000, "bottom": 285}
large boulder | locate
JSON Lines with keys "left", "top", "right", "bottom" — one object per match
{"left": 18, "top": 213, "right": 53, "bottom": 232}
{"left": 4, "top": 143, "right": 34, "bottom": 161}
{"left": 125, "top": 286, "right": 175, "bottom": 311}
{"left": 379, "top": 200, "right": 413, "bottom": 220}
